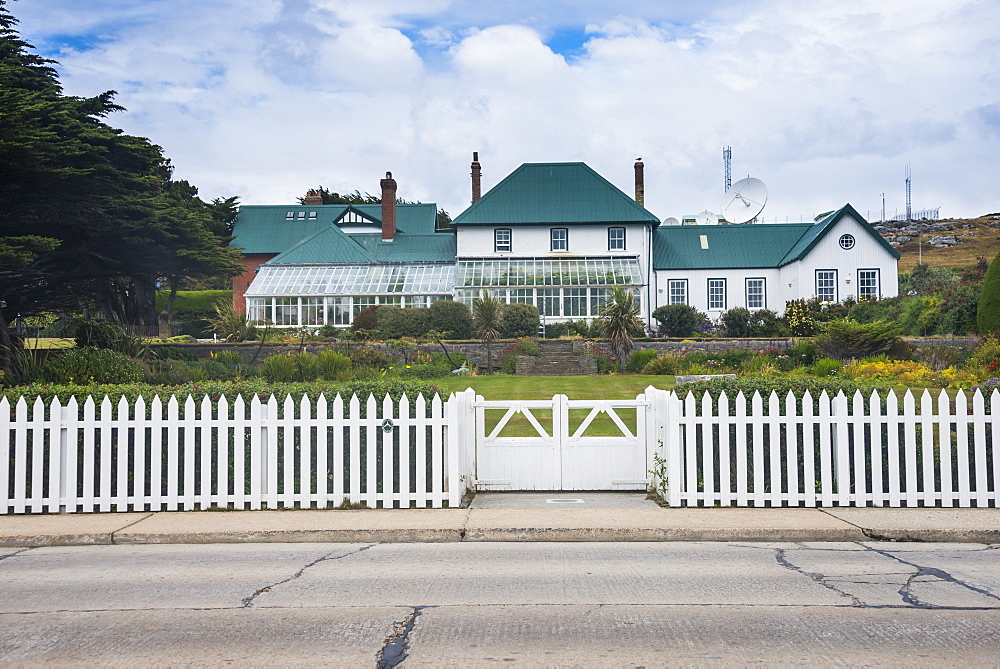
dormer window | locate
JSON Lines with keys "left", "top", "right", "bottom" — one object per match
{"left": 495, "top": 228, "right": 512, "bottom": 252}
{"left": 550, "top": 228, "right": 568, "bottom": 252}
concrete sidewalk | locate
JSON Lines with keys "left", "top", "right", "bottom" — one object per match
{"left": 1, "top": 506, "right": 998, "bottom": 547}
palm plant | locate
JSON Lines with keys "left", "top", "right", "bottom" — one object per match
{"left": 472, "top": 289, "right": 504, "bottom": 373}
{"left": 600, "top": 285, "right": 645, "bottom": 374}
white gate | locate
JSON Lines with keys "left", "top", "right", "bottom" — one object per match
{"left": 473, "top": 393, "right": 652, "bottom": 491}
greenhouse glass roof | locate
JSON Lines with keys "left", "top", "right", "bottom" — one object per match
{"left": 246, "top": 264, "right": 456, "bottom": 296}
{"left": 456, "top": 257, "right": 642, "bottom": 288}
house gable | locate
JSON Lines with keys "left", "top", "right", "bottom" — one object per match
{"left": 451, "top": 162, "right": 660, "bottom": 226}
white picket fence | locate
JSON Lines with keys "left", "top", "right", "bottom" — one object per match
{"left": 0, "top": 393, "right": 474, "bottom": 514}
{"left": 654, "top": 388, "right": 999, "bottom": 508}
{"left": 3, "top": 387, "right": 998, "bottom": 513}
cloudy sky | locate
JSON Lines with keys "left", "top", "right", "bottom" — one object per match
{"left": 11, "top": 0, "right": 1000, "bottom": 222}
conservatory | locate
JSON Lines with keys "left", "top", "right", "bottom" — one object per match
{"left": 245, "top": 263, "right": 456, "bottom": 327}
{"left": 454, "top": 256, "right": 644, "bottom": 320}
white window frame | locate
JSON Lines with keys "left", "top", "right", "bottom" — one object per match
{"left": 745, "top": 278, "right": 765, "bottom": 309}
{"left": 608, "top": 227, "right": 626, "bottom": 251}
{"left": 858, "top": 268, "right": 880, "bottom": 300}
{"left": 707, "top": 278, "right": 726, "bottom": 311}
{"left": 667, "top": 279, "right": 688, "bottom": 305}
{"left": 494, "top": 228, "right": 512, "bottom": 253}
{"left": 550, "top": 228, "right": 568, "bottom": 252}
{"left": 816, "top": 269, "right": 838, "bottom": 303}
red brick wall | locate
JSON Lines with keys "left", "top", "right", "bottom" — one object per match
{"left": 232, "top": 254, "right": 276, "bottom": 315}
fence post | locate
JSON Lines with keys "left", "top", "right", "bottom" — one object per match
{"left": 665, "top": 390, "right": 683, "bottom": 507}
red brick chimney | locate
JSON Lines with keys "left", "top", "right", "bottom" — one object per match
{"left": 471, "top": 152, "right": 482, "bottom": 203}
{"left": 634, "top": 159, "right": 645, "bottom": 207}
{"left": 303, "top": 189, "right": 323, "bottom": 206}
{"left": 380, "top": 172, "right": 397, "bottom": 241}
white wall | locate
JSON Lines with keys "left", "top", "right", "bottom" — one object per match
{"left": 653, "top": 214, "right": 899, "bottom": 317}
{"left": 456, "top": 223, "right": 650, "bottom": 258}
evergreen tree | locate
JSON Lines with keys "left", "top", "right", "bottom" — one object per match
{"left": 977, "top": 251, "right": 1000, "bottom": 334}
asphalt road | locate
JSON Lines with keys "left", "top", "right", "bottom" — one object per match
{"left": 1, "top": 541, "right": 998, "bottom": 666}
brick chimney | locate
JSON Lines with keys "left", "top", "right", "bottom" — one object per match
{"left": 634, "top": 159, "right": 645, "bottom": 207}
{"left": 380, "top": 172, "right": 397, "bottom": 241}
{"left": 303, "top": 189, "right": 323, "bottom": 206}
{"left": 471, "top": 151, "right": 482, "bottom": 203}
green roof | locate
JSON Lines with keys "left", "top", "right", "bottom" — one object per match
{"left": 652, "top": 204, "right": 898, "bottom": 270}
{"left": 452, "top": 162, "right": 661, "bottom": 226}
{"left": 230, "top": 203, "right": 438, "bottom": 253}
{"left": 267, "top": 227, "right": 455, "bottom": 265}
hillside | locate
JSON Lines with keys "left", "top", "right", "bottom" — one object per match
{"left": 875, "top": 213, "right": 1000, "bottom": 272}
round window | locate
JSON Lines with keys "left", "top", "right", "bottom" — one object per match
{"left": 839, "top": 234, "right": 855, "bottom": 250}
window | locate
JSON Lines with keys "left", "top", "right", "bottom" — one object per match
{"left": 297, "top": 211, "right": 306, "bottom": 219}
{"left": 816, "top": 270, "right": 837, "bottom": 303}
{"left": 858, "top": 269, "right": 879, "bottom": 300}
{"left": 563, "top": 288, "right": 587, "bottom": 317}
{"left": 550, "top": 228, "right": 568, "bottom": 252}
{"left": 326, "top": 297, "right": 350, "bottom": 326}
{"left": 746, "top": 278, "right": 765, "bottom": 309}
{"left": 608, "top": 227, "right": 625, "bottom": 251}
{"left": 708, "top": 279, "right": 726, "bottom": 310}
{"left": 308, "top": 211, "right": 317, "bottom": 219}
{"left": 302, "top": 298, "right": 323, "bottom": 326}
{"left": 495, "top": 228, "right": 512, "bottom": 252}
{"left": 839, "top": 234, "right": 855, "bottom": 250}
{"left": 285, "top": 211, "right": 294, "bottom": 219}
{"left": 589, "top": 288, "right": 609, "bottom": 316}
{"left": 668, "top": 280, "right": 688, "bottom": 305}
{"left": 274, "top": 297, "right": 298, "bottom": 326}
{"left": 537, "top": 289, "right": 560, "bottom": 317}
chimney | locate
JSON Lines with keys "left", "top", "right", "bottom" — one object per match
{"left": 380, "top": 172, "right": 397, "bottom": 241}
{"left": 471, "top": 151, "right": 482, "bottom": 203}
{"left": 634, "top": 159, "right": 645, "bottom": 207}
{"left": 303, "top": 189, "right": 323, "bottom": 206}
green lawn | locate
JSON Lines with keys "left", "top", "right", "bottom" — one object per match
{"left": 434, "top": 374, "right": 676, "bottom": 400}
{"left": 433, "top": 375, "right": 677, "bottom": 437}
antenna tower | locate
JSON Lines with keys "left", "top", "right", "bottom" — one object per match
{"left": 723, "top": 146, "right": 732, "bottom": 192}
{"left": 905, "top": 163, "right": 912, "bottom": 223}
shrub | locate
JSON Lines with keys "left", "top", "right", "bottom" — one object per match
{"left": 720, "top": 307, "right": 755, "bottom": 337}
{"left": 317, "top": 323, "right": 341, "bottom": 339}
{"left": 842, "top": 359, "right": 935, "bottom": 385}
{"left": 676, "top": 376, "right": 894, "bottom": 407}
{"left": 812, "top": 319, "right": 902, "bottom": 360}
{"left": 783, "top": 299, "right": 818, "bottom": 336}
{"left": 652, "top": 304, "right": 710, "bottom": 337}
{"left": 72, "top": 319, "right": 146, "bottom": 357}
{"left": 499, "top": 303, "right": 540, "bottom": 339}
{"left": 211, "top": 350, "right": 244, "bottom": 367}
{"left": 351, "top": 306, "right": 380, "bottom": 333}
{"left": 195, "top": 358, "right": 232, "bottom": 380}
{"left": 751, "top": 309, "right": 786, "bottom": 337}
{"left": 398, "top": 364, "right": 452, "bottom": 379}
{"left": 205, "top": 299, "right": 256, "bottom": 342}
{"left": 641, "top": 353, "right": 684, "bottom": 375}
{"left": 259, "top": 353, "right": 322, "bottom": 382}
{"left": 810, "top": 357, "right": 843, "bottom": 377}
{"left": 347, "top": 346, "right": 398, "bottom": 371}
{"left": 626, "top": 349, "right": 659, "bottom": 373}
{"left": 978, "top": 250, "right": 1000, "bottom": 334}
{"left": 315, "top": 350, "right": 352, "bottom": 381}
{"left": 497, "top": 338, "right": 540, "bottom": 374}
{"left": 738, "top": 354, "right": 779, "bottom": 376}
{"left": 428, "top": 300, "right": 474, "bottom": 339}
{"left": 789, "top": 339, "right": 818, "bottom": 366}
{"left": 43, "top": 347, "right": 144, "bottom": 384}
{"left": 148, "top": 346, "right": 198, "bottom": 362}
{"left": 376, "top": 306, "right": 430, "bottom": 339}
{"left": 144, "top": 359, "right": 195, "bottom": 385}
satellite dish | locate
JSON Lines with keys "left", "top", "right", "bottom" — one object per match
{"left": 695, "top": 210, "right": 717, "bottom": 226}
{"left": 722, "top": 177, "right": 768, "bottom": 224}
{"left": 663, "top": 217, "right": 680, "bottom": 226}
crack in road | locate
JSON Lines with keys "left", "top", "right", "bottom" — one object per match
{"left": 861, "top": 544, "right": 1000, "bottom": 608}
{"left": 240, "top": 544, "right": 376, "bottom": 609}
{"left": 376, "top": 605, "right": 430, "bottom": 668}
{"left": 774, "top": 548, "right": 864, "bottom": 607}
{"left": 0, "top": 548, "right": 32, "bottom": 564}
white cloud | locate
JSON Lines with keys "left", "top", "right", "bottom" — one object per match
{"left": 12, "top": 0, "right": 1000, "bottom": 220}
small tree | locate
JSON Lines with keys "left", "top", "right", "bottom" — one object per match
{"left": 499, "top": 303, "right": 540, "bottom": 338}
{"left": 812, "top": 319, "right": 902, "bottom": 360}
{"left": 473, "top": 290, "right": 504, "bottom": 373}
{"left": 600, "top": 286, "right": 645, "bottom": 374}
{"left": 651, "top": 304, "right": 709, "bottom": 337}
{"left": 428, "top": 300, "right": 474, "bottom": 339}
{"left": 977, "top": 251, "right": 1000, "bottom": 334}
